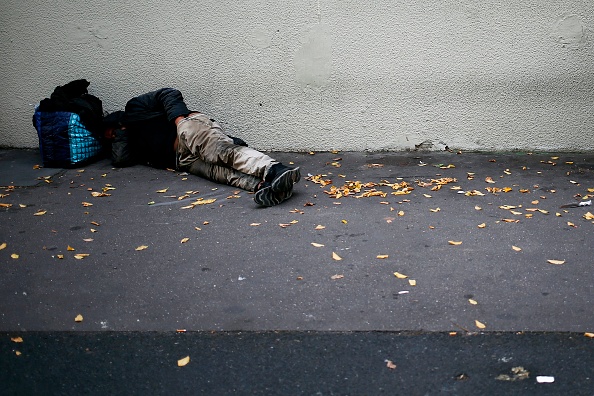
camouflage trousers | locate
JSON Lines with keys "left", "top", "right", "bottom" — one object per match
{"left": 176, "top": 114, "right": 277, "bottom": 191}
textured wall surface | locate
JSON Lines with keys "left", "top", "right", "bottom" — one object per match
{"left": 1, "top": 1, "right": 593, "bottom": 151}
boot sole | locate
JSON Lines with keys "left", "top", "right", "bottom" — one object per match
{"left": 271, "top": 167, "right": 301, "bottom": 192}
{"left": 254, "top": 186, "right": 292, "bottom": 207}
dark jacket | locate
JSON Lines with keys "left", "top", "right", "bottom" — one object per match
{"left": 119, "top": 88, "right": 191, "bottom": 169}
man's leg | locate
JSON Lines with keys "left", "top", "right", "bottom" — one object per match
{"left": 187, "top": 158, "right": 260, "bottom": 192}
{"left": 177, "top": 115, "right": 300, "bottom": 191}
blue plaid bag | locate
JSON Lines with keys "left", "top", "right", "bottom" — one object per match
{"left": 33, "top": 110, "right": 104, "bottom": 168}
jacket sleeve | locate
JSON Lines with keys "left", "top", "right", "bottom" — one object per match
{"left": 123, "top": 88, "right": 191, "bottom": 124}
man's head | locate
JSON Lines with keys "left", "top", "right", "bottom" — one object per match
{"left": 103, "top": 111, "right": 125, "bottom": 139}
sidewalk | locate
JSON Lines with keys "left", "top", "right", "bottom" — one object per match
{"left": 0, "top": 149, "right": 593, "bottom": 333}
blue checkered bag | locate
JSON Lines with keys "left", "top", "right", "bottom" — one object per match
{"left": 33, "top": 110, "right": 104, "bottom": 168}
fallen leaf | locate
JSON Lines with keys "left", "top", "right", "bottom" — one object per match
{"left": 67, "top": 245, "right": 75, "bottom": 251}
{"left": 567, "top": 222, "right": 577, "bottom": 228}
{"left": 376, "top": 255, "right": 389, "bottom": 259}
{"left": 15, "top": 351, "right": 22, "bottom": 356}
{"left": 311, "top": 243, "right": 325, "bottom": 248}
{"left": 408, "top": 279, "right": 416, "bottom": 286}
{"left": 135, "top": 245, "right": 149, "bottom": 251}
{"left": 74, "top": 254, "right": 89, "bottom": 260}
{"left": 250, "top": 223, "right": 261, "bottom": 226}
{"left": 332, "top": 252, "right": 342, "bottom": 261}
{"left": 81, "top": 202, "right": 93, "bottom": 207}
{"left": 0, "top": 242, "right": 6, "bottom": 250}
{"left": 331, "top": 274, "right": 344, "bottom": 280}
{"left": 180, "top": 238, "right": 189, "bottom": 243}
{"left": 584, "top": 212, "right": 594, "bottom": 220}
{"left": 475, "top": 320, "right": 486, "bottom": 329}
{"left": 315, "top": 225, "right": 326, "bottom": 230}
{"left": 430, "top": 208, "right": 441, "bottom": 213}
{"left": 475, "top": 206, "right": 482, "bottom": 211}
{"left": 341, "top": 219, "right": 348, "bottom": 224}
{"left": 512, "top": 246, "right": 522, "bottom": 252}
{"left": 11, "top": 337, "right": 23, "bottom": 343}
{"left": 397, "top": 211, "right": 405, "bottom": 216}
{"left": 90, "top": 221, "right": 100, "bottom": 226}
{"left": 469, "top": 299, "right": 478, "bottom": 305}
{"left": 177, "top": 356, "right": 190, "bottom": 367}
{"left": 584, "top": 333, "right": 594, "bottom": 338}
{"left": 83, "top": 238, "right": 93, "bottom": 242}
{"left": 477, "top": 223, "right": 486, "bottom": 228}
{"left": 56, "top": 255, "right": 64, "bottom": 259}
{"left": 75, "top": 314, "right": 83, "bottom": 322}
{"left": 547, "top": 259, "right": 565, "bottom": 265}
{"left": 11, "top": 254, "right": 19, "bottom": 259}
{"left": 448, "top": 241, "right": 462, "bottom": 246}
{"left": 34, "top": 210, "right": 47, "bottom": 216}
{"left": 485, "top": 177, "right": 496, "bottom": 184}
{"left": 386, "top": 360, "right": 397, "bottom": 369}
{"left": 156, "top": 188, "right": 169, "bottom": 193}
{"left": 393, "top": 272, "right": 408, "bottom": 279}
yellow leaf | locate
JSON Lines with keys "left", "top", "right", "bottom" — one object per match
{"left": 311, "top": 243, "right": 325, "bottom": 248}
{"left": 584, "top": 212, "right": 594, "bottom": 220}
{"left": 81, "top": 202, "right": 93, "bottom": 207}
{"left": 315, "top": 225, "right": 326, "bottom": 230}
{"left": 477, "top": 223, "right": 486, "bottom": 228}
{"left": 386, "top": 360, "right": 397, "bottom": 369}
{"left": 290, "top": 220, "right": 299, "bottom": 225}
{"left": 56, "top": 255, "right": 64, "bottom": 259}
{"left": 34, "top": 210, "right": 47, "bottom": 216}
{"left": 393, "top": 272, "right": 408, "bottom": 279}
{"left": 74, "top": 254, "right": 89, "bottom": 260}
{"left": 430, "top": 208, "right": 441, "bottom": 213}
{"left": 135, "top": 245, "right": 149, "bottom": 251}
{"left": 469, "top": 299, "right": 478, "bottom": 305}
{"left": 341, "top": 219, "right": 348, "bottom": 224}
{"left": 512, "top": 246, "right": 522, "bottom": 252}
{"left": 567, "top": 222, "right": 576, "bottom": 228}
{"left": 0, "top": 242, "right": 6, "bottom": 250}
{"left": 485, "top": 177, "right": 496, "bottom": 184}
{"left": 177, "top": 356, "right": 190, "bottom": 367}
{"left": 90, "top": 229, "right": 97, "bottom": 233}
{"left": 397, "top": 211, "right": 405, "bottom": 216}
{"left": 250, "top": 223, "right": 261, "bottom": 226}
{"left": 11, "top": 254, "right": 19, "bottom": 259}
{"left": 376, "top": 255, "right": 389, "bottom": 259}
{"left": 75, "top": 314, "right": 83, "bottom": 322}
{"left": 15, "top": 351, "right": 22, "bottom": 356}
{"left": 332, "top": 252, "right": 342, "bottom": 261}
{"left": 156, "top": 188, "right": 169, "bottom": 193}
{"left": 448, "top": 241, "right": 462, "bottom": 246}
{"left": 475, "top": 206, "right": 482, "bottom": 211}
{"left": 11, "top": 337, "right": 23, "bottom": 343}
{"left": 585, "top": 333, "right": 594, "bottom": 338}
{"left": 547, "top": 259, "right": 565, "bottom": 265}
{"left": 180, "top": 238, "right": 189, "bottom": 243}
{"left": 408, "top": 279, "right": 416, "bottom": 286}
{"left": 331, "top": 274, "right": 344, "bottom": 280}
{"left": 475, "top": 320, "right": 486, "bottom": 329}
{"left": 67, "top": 245, "right": 75, "bottom": 251}
{"left": 510, "top": 211, "right": 522, "bottom": 215}
{"left": 423, "top": 194, "right": 432, "bottom": 198}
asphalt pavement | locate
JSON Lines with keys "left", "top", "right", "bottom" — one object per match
{"left": 1, "top": 148, "right": 593, "bottom": 394}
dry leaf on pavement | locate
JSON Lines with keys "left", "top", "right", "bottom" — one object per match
{"left": 512, "top": 246, "right": 522, "bottom": 252}
{"left": 75, "top": 314, "right": 83, "bottom": 322}
{"left": 331, "top": 274, "right": 344, "bottom": 280}
{"left": 393, "top": 272, "right": 408, "bottom": 279}
{"left": 448, "top": 241, "right": 462, "bottom": 246}
{"left": 311, "top": 243, "right": 325, "bottom": 248}
{"left": 332, "top": 252, "right": 342, "bottom": 261}
{"left": 0, "top": 242, "right": 6, "bottom": 250}
{"left": 376, "top": 255, "right": 389, "bottom": 259}
{"left": 385, "top": 360, "right": 397, "bottom": 369}
{"left": 180, "top": 238, "right": 189, "bottom": 243}
{"left": 475, "top": 320, "right": 486, "bottom": 329}
{"left": 11, "top": 337, "right": 23, "bottom": 343}
{"left": 547, "top": 259, "right": 565, "bottom": 265}
{"left": 177, "top": 356, "right": 190, "bottom": 367}
{"left": 135, "top": 245, "right": 149, "bottom": 251}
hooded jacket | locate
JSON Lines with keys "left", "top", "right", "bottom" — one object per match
{"left": 119, "top": 88, "right": 191, "bottom": 169}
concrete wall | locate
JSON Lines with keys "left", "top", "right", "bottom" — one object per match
{"left": 1, "top": 1, "right": 593, "bottom": 152}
